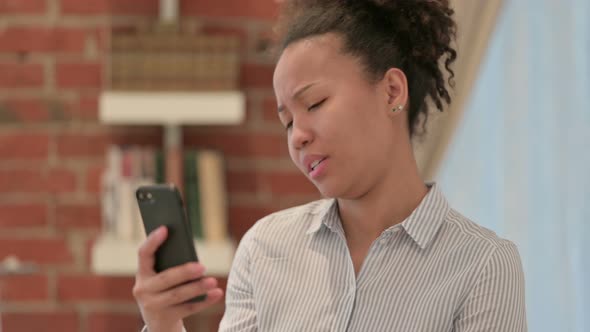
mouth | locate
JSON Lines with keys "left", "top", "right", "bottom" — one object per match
{"left": 309, "top": 157, "right": 327, "bottom": 173}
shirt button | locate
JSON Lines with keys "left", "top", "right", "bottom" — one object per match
{"left": 380, "top": 238, "right": 388, "bottom": 245}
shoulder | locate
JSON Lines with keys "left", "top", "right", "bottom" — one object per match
{"left": 247, "top": 198, "right": 331, "bottom": 239}
{"left": 447, "top": 213, "right": 527, "bottom": 330}
{"left": 236, "top": 198, "right": 332, "bottom": 257}
{"left": 441, "top": 209, "right": 523, "bottom": 275}
{"left": 444, "top": 208, "right": 517, "bottom": 251}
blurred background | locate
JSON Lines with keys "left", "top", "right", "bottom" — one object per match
{"left": 0, "top": 0, "right": 587, "bottom": 331}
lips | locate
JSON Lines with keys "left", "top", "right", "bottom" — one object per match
{"left": 302, "top": 154, "right": 328, "bottom": 173}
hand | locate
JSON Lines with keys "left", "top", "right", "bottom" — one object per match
{"left": 132, "top": 226, "right": 224, "bottom": 332}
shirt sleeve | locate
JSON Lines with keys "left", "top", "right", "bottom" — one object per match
{"left": 218, "top": 230, "right": 258, "bottom": 331}
{"left": 454, "top": 241, "right": 528, "bottom": 332}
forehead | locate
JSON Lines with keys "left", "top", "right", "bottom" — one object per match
{"left": 273, "top": 33, "right": 363, "bottom": 94}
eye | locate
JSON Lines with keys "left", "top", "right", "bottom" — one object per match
{"left": 285, "top": 120, "right": 293, "bottom": 131}
{"left": 308, "top": 98, "right": 327, "bottom": 111}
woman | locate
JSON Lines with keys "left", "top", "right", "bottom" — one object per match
{"left": 133, "top": 1, "right": 527, "bottom": 331}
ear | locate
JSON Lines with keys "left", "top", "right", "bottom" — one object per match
{"left": 381, "top": 67, "right": 409, "bottom": 114}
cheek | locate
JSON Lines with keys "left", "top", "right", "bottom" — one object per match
{"left": 287, "top": 141, "right": 296, "bottom": 163}
{"left": 335, "top": 103, "right": 391, "bottom": 165}
{"left": 333, "top": 99, "right": 380, "bottom": 141}
{"left": 287, "top": 138, "right": 303, "bottom": 171}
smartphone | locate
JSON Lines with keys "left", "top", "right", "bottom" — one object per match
{"left": 136, "top": 184, "right": 206, "bottom": 302}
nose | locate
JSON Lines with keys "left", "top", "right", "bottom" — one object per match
{"left": 290, "top": 117, "right": 313, "bottom": 150}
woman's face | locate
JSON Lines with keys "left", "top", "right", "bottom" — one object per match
{"left": 273, "top": 33, "right": 400, "bottom": 199}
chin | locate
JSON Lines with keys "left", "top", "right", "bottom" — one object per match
{"left": 313, "top": 180, "right": 345, "bottom": 199}
{"left": 316, "top": 178, "right": 370, "bottom": 200}
{"left": 318, "top": 188, "right": 337, "bottom": 199}
{"left": 308, "top": 170, "right": 356, "bottom": 199}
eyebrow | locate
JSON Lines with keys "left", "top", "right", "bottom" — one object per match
{"left": 277, "top": 82, "right": 317, "bottom": 113}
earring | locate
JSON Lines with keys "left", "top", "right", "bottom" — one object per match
{"left": 391, "top": 105, "right": 404, "bottom": 113}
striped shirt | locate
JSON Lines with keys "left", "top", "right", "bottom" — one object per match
{"left": 218, "top": 184, "right": 527, "bottom": 331}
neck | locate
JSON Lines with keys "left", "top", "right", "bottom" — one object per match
{"left": 337, "top": 141, "right": 429, "bottom": 247}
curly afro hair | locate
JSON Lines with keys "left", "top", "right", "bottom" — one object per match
{"left": 274, "top": 0, "right": 458, "bottom": 138}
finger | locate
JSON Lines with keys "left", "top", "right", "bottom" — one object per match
{"left": 153, "top": 277, "right": 219, "bottom": 308}
{"left": 137, "top": 226, "right": 167, "bottom": 277}
{"left": 175, "top": 288, "right": 224, "bottom": 318}
{"left": 146, "top": 262, "right": 207, "bottom": 293}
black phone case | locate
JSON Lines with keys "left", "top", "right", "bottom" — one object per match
{"left": 136, "top": 184, "right": 206, "bottom": 302}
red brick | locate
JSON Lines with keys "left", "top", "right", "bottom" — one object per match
{"left": 0, "top": 0, "right": 46, "bottom": 14}
{"left": 185, "top": 132, "right": 288, "bottom": 158}
{"left": 267, "top": 171, "right": 318, "bottom": 195}
{"left": 262, "top": 95, "right": 280, "bottom": 122}
{"left": 56, "top": 131, "right": 161, "bottom": 158}
{"left": 57, "top": 275, "right": 136, "bottom": 302}
{"left": 55, "top": 62, "right": 102, "bottom": 88}
{"left": 110, "top": 25, "right": 139, "bottom": 35}
{"left": 200, "top": 24, "right": 248, "bottom": 54}
{"left": 2, "top": 311, "right": 78, "bottom": 332}
{"left": 0, "top": 170, "right": 45, "bottom": 193}
{"left": 0, "top": 132, "right": 50, "bottom": 159}
{"left": 0, "top": 27, "right": 87, "bottom": 53}
{"left": 47, "top": 168, "right": 78, "bottom": 193}
{"left": 1, "top": 100, "right": 46, "bottom": 120}
{"left": 0, "top": 274, "right": 49, "bottom": 301}
{"left": 60, "top": 0, "right": 108, "bottom": 14}
{"left": 0, "top": 203, "right": 47, "bottom": 228}
{"left": 88, "top": 312, "right": 143, "bottom": 332}
{"left": 0, "top": 63, "right": 44, "bottom": 88}
{"left": 60, "top": 0, "right": 158, "bottom": 15}
{"left": 0, "top": 237, "right": 73, "bottom": 264}
{"left": 228, "top": 206, "right": 273, "bottom": 240}
{"left": 0, "top": 99, "right": 51, "bottom": 122}
{"left": 85, "top": 164, "right": 105, "bottom": 193}
{"left": 182, "top": 0, "right": 279, "bottom": 20}
{"left": 57, "top": 132, "right": 109, "bottom": 158}
{"left": 56, "top": 203, "right": 102, "bottom": 229}
{"left": 243, "top": 96, "right": 258, "bottom": 123}
{"left": 226, "top": 171, "right": 261, "bottom": 193}
{"left": 68, "top": 95, "right": 99, "bottom": 121}
{"left": 0, "top": 168, "right": 76, "bottom": 194}
{"left": 240, "top": 63, "right": 275, "bottom": 89}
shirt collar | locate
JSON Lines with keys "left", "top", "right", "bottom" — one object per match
{"left": 305, "top": 198, "right": 338, "bottom": 235}
{"left": 400, "top": 183, "right": 450, "bottom": 249}
{"left": 305, "top": 183, "right": 450, "bottom": 249}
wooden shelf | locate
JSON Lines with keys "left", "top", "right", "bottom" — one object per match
{"left": 91, "top": 235, "right": 235, "bottom": 276}
{"left": 99, "top": 91, "right": 245, "bottom": 125}
{"left": 95, "top": 91, "right": 242, "bottom": 277}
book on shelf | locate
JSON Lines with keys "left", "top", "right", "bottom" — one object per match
{"left": 184, "top": 149, "right": 229, "bottom": 241}
{"left": 101, "top": 145, "right": 159, "bottom": 243}
{"left": 109, "top": 33, "right": 240, "bottom": 91}
{"left": 184, "top": 151, "right": 203, "bottom": 239}
{"left": 196, "top": 149, "right": 229, "bottom": 242}
{"left": 101, "top": 145, "right": 229, "bottom": 243}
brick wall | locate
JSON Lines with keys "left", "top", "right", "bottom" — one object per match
{"left": 0, "top": 0, "right": 321, "bottom": 331}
